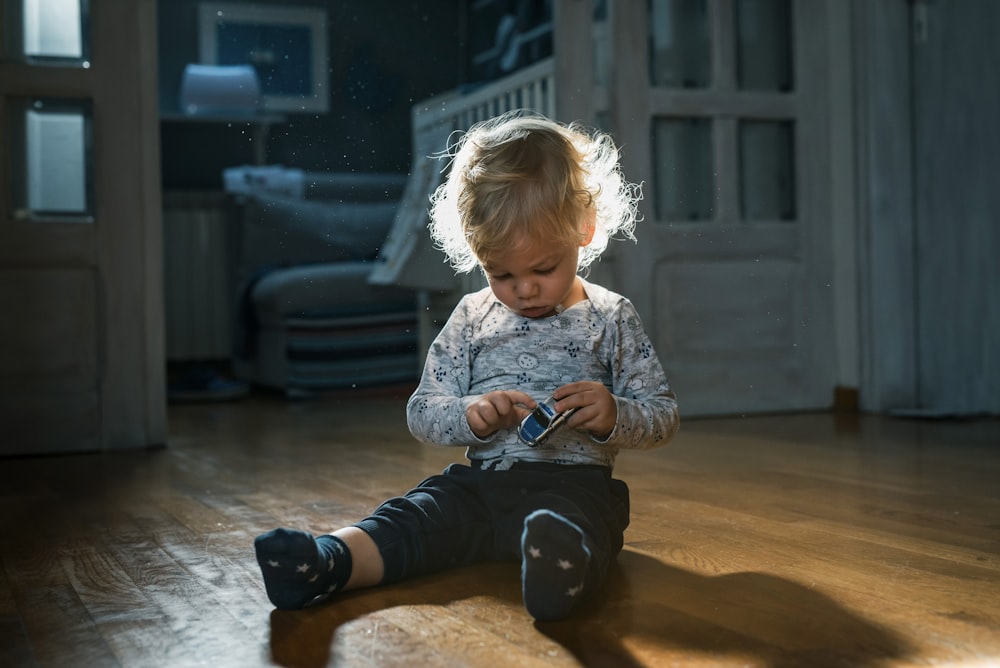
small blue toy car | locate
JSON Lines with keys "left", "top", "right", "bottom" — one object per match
{"left": 518, "top": 395, "right": 577, "bottom": 447}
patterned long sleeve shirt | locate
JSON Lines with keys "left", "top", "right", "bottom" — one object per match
{"left": 406, "top": 279, "right": 679, "bottom": 470}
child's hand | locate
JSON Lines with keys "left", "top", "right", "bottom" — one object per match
{"left": 466, "top": 390, "right": 536, "bottom": 439}
{"left": 553, "top": 382, "right": 618, "bottom": 441}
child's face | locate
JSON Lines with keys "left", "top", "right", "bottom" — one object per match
{"left": 481, "top": 232, "right": 584, "bottom": 319}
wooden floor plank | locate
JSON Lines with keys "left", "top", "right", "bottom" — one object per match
{"left": 3, "top": 544, "right": 120, "bottom": 667}
{"left": 61, "top": 541, "right": 210, "bottom": 666}
{"left": 0, "top": 555, "right": 36, "bottom": 668}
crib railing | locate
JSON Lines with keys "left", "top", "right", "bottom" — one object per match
{"left": 411, "top": 57, "right": 556, "bottom": 141}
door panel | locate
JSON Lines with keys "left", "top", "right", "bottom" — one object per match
{"left": 657, "top": 260, "right": 799, "bottom": 352}
{"left": 653, "top": 257, "right": 811, "bottom": 415}
{"left": 0, "top": 268, "right": 101, "bottom": 452}
{"left": 0, "top": 269, "right": 98, "bottom": 383}
{"left": 610, "top": 0, "right": 833, "bottom": 415}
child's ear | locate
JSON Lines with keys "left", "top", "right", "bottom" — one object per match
{"left": 580, "top": 208, "right": 597, "bottom": 246}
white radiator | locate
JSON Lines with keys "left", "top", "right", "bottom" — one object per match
{"left": 162, "top": 191, "right": 232, "bottom": 360}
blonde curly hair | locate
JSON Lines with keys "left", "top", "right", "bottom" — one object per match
{"left": 428, "top": 110, "right": 640, "bottom": 273}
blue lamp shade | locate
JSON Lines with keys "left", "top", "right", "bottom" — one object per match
{"left": 179, "top": 64, "right": 262, "bottom": 115}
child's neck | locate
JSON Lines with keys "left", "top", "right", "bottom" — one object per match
{"left": 558, "top": 277, "right": 588, "bottom": 312}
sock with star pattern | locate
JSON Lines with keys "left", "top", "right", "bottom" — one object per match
{"left": 520, "top": 509, "right": 592, "bottom": 621}
{"left": 254, "top": 528, "right": 353, "bottom": 610}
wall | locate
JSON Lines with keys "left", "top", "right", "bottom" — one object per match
{"left": 910, "top": 0, "right": 1000, "bottom": 415}
{"left": 157, "top": 0, "right": 463, "bottom": 189}
{"left": 855, "top": 0, "right": 1000, "bottom": 415}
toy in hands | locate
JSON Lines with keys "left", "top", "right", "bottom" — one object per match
{"left": 518, "top": 395, "right": 578, "bottom": 447}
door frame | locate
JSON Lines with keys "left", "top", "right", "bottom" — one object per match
{"left": 853, "top": 0, "right": 918, "bottom": 413}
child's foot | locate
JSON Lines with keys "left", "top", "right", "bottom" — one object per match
{"left": 520, "top": 509, "right": 591, "bottom": 621}
{"left": 254, "top": 528, "right": 352, "bottom": 610}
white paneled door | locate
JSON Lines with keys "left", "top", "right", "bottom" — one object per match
{"left": 607, "top": 0, "right": 834, "bottom": 415}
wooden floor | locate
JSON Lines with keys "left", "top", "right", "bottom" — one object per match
{"left": 2, "top": 390, "right": 999, "bottom": 667}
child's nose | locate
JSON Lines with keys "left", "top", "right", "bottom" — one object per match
{"left": 516, "top": 278, "right": 537, "bottom": 297}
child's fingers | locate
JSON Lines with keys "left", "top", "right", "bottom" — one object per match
{"left": 503, "top": 390, "right": 537, "bottom": 409}
{"left": 466, "top": 397, "right": 501, "bottom": 435}
{"left": 553, "top": 381, "right": 599, "bottom": 407}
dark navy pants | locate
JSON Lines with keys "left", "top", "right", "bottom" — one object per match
{"left": 354, "top": 461, "right": 631, "bottom": 593}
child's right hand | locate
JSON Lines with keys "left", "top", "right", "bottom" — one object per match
{"left": 466, "top": 390, "right": 536, "bottom": 439}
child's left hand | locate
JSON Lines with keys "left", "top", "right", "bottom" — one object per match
{"left": 552, "top": 381, "right": 617, "bottom": 441}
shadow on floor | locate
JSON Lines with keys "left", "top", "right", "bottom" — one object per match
{"left": 265, "top": 549, "right": 912, "bottom": 667}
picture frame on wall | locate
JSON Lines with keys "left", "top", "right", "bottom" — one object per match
{"left": 198, "top": 3, "right": 329, "bottom": 113}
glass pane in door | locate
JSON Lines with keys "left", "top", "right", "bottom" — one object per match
{"left": 2, "top": 0, "right": 88, "bottom": 61}
{"left": 652, "top": 117, "right": 714, "bottom": 221}
{"left": 7, "top": 98, "right": 93, "bottom": 220}
{"left": 739, "top": 119, "right": 795, "bottom": 220}
{"left": 649, "top": 0, "right": 710, "bottom": 88}
{"left": 735, "top": 0, "right": 792, "bottom": 91}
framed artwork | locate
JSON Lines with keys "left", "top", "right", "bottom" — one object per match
{"left": 198, "top": 3, "right": 329, "bottom": 113}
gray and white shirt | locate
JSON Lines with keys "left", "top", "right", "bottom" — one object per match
{"left": 406, "top": 278, "right": 679, "bottom": 470}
